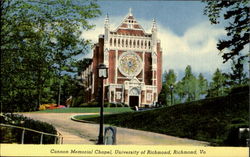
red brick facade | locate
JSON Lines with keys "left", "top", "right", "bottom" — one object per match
{"left": 81, "top": 10, "right": 162, "bottom": 107}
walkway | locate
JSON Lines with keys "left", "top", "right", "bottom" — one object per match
{"left": 22, "top": 113, "right": 208, "bottom": 145}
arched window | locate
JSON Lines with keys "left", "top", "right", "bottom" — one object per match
{"left": 114, "top": 38, "right": 116, "bottom": 46}
{"left": 118, "top": 39, "right": 120, "bottom": 47}
{"left": 122, "top": 39, "right": 124, "bottom": 47}
{"left": 137, "top": 40, "right": 139, "bottom": 48}
{"left": 141, "top": 40, "right": 143, "bottom": 48}
{"left": 148, "top": 41, "right": 151, "bottom": 49}
{"left": 129, "top": 40, "right": 132, "bottom": 48}
{"left": 126, "top": 39, "right": 128, "bottom": 47}
{"left": 110, "top": 38, "right": 112, "bottom": 46}
{"left": 133, "top": 40, "right": 136, "bottom": 48}
{"left": 145, "top": 41, "right": 147, "bottom": 49}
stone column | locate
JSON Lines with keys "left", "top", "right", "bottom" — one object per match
{"left": 124, "top": 90, "right": 128, "bottom": 104}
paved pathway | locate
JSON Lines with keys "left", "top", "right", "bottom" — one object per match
{"left": 22, "top": 113, "right": 208, "bottom": 145}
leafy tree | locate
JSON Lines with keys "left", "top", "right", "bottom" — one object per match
{"left": 180, "top": 65, "right": 198, "bottom": 102}
{"left": 164, "top": 69, "right": 177, "bottom": 105}
{"left": 74, "top": 58, "right": 93, "bottom": 75}
{"left": 207, "top": 68, "right": 227, "bottom": 97}
{"left": 165, "top": 69, "right": 177, "bottom": 86}
{"left": 70, "top": 58, "right": 94, "bottom": 106}
{"left": 50, "top": 21, "right": 91, "bottom": 106}
{"left": 204, "top": 0, "right": 249, "bottom": 63}
{"left": 226, "top": 59, "right": 248, "bottom": 86}
{"left": 197, "top": 73, "right": 208, "bottom": 98}
{"left": 158, "top": 70, "right": 177, "bottom": 106}
{"left": 175, "top": 81, "right": 185, "bottom": 104}
{"left": 203, "top": 0, "right": 249, "bottom": 87}
{"left": 0, "top": 0, "right": 101, "bottom": 112}
{"left": 158, "top": 84, "right": 168, "bottom": 107}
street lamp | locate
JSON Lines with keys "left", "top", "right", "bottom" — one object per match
{"left": 97, "top": 63, "right": 108, "bottom": 144}
{"left": 170, "top": 84, "right": 174, "bottom": 105}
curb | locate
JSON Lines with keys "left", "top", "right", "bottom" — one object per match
{"left": 70, "top": 115, "right": 97, "bottom": 124}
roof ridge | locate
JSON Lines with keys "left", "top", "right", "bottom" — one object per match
{"left": 113, "top": 9, "right": 146, "bottom": 35}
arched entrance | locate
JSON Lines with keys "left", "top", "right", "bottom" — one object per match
{"left": 129, "top": 96, "right": 139, "bottom": 107}
{"left": 129, "top": 88, "right": 140, "bottom": 107}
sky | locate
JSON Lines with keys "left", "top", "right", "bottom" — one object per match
{"left": 81, "top": 0, "right": 238, "bottom": 81}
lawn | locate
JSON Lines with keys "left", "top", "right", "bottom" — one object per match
{"left": 73, "top": 114, "right": 99, "bottom": 120}
{"left": 34, "top": 107, "right": 134, "bottom": 113}
{"left": 72, "top": 87, "right": 249, "bottom": 146}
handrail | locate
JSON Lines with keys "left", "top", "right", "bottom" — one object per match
{"left": 1, "top": 123, "right": 61, "bottom": 137}
{"left": 0, "top": 123, "right": 63, "bottom": 144}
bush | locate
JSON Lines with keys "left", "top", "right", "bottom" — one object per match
{"left": 72, "top": 96, "right": 84, "bottom": 107}
{"left": 79, "top": 102, "right": 129, "bottom": 108}
{"left": 0, "top": 113, "right": 58, "bottom": 144}
{"left": 229, "top": 85, "right": 249, "bottom": 94}
{"left": 224, "top": 120, "right": 249, "bottom": 146}
{"left": 105, "top": 102, "right": 127, "bottom": 107}
{"left": 39, "top": 105, "right": 46, "bottom": 110}
{"left": 79, "top": 102, "right": 99, "bottom": 107}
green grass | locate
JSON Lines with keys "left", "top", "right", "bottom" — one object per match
{"left": 79, "top": 87, "right": 249, "bottom": 146}
{"left": 34, "top": 107, "right": 133, "bottom": 113}
{"left": 74, "top": 114, "right": 99, "bottom": 119}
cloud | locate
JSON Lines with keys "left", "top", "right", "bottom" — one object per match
{"left": 157, "top": 22, "right": 230, "bottom": 79}
{"left": 81, "top": 15, "right": 231, "bottom": 80}
{"left": 80, "top": 16, "right": 126, "bottom": 43}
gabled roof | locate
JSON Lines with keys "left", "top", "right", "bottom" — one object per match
{"left": 113, "top": 9, "right": 146, "bottom": 36}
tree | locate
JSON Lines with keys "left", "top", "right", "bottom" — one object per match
{"left": 207, "top": 68, "right": 227, "bottom": 97}
{"left": 0, "top": 0, "right": 101, "bottom": 112}
{"left": 49, "top": 21, "right": 91, "bottom": 106}
{"left": 180, "top": 65, "right": 198, "bottom": 102}
{"left": 197, "top": 73, "right": 208, "bottom": 98}
{"left": 203, "top": 0, "right": 249, "bottom": 86}
{"left": 164, "top": 69, "right": 177, "bottom": 106}
{"left": 204, "top": 0, "right": 249, "bottom": 63}
{"left": 165, "top": 69, "right": 177, "bottom": 86}
{"left": 226, "top": 58, "right": 248, "bottom": 86}
{"left": 175, "top": 81, "right": 185, "bottom": 103}
{"left": 158, "top": 84, "right": 168, "bottom": 107}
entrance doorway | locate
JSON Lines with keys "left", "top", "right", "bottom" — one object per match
{"left": 129, "top": 96, "right": 139, "bottom": 107}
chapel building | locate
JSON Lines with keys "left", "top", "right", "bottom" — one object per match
{"left": 81, "top": 9, "right": 162, "bottom": 107}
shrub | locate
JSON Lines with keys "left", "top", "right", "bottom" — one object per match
{"left": 229, "top": 85, "right": 249, "bottom": 94}
{"left": 106, "top": 102, "right": 127, "bottom": 107}
{"left": 39, "top": 105, "right": 46, "bottom": 110}
{"left": 0, "top": 113, "right": 58, "bottom": 144}
{"left": 78, "top": 102, "right": 99, "bottom": 107}
{"left": 224, "top": 122, "right": 249, "bottom": 146}
{"left": 78, "top": 102, "right": 129, "bottom": 108}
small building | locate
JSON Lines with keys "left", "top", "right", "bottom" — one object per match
{"left": 81, "top": 9, "right": 163, "bottom": 107}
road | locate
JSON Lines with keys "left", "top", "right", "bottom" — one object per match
{"left": 22, "top": 113, "right": 208, "bottom": 145}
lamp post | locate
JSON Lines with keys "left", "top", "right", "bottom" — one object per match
{"left": 170, "top": 84, "right": 174, "bottom": 105}
{"left": 97, "top": 63, "right": 108, "bottom": 144}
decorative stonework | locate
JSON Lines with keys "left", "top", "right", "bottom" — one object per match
{"left": 129, "top": 87, "right": 140, "bottom": 96}
{"left": 116, "top": 92, "right": 122, "bottom": 100}
{"left": 82, "top": 9, "right": 162, "bottom": 107}
{"left": 147, "top": 93, "right": 152, "bottom": 101}
{"left": 118, "top": 51, "right": 142, "bottom": 77}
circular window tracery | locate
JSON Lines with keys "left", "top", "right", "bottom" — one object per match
{"left": 118, "top": 51, "right": 142, "bottom": 77}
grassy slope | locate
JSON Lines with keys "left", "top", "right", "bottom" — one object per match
{"left": 33, "top": 107, "right": 133, "bottom": 113}
{"left": 82, "top": 90, "right": 249, "bottom": 145}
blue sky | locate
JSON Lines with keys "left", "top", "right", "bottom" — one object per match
{"left": 98, "top": 1, "right": 207, "bottom": 36}
{"left": 81, "top": 1, "right": 248, "bottom": 81}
